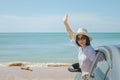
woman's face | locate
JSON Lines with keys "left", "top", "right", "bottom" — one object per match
{"left": 77, "top": 34, "right": 87, "bottom": 48}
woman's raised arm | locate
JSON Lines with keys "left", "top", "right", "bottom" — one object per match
{"left": 63, "top": 15, "right": 75, "bottom": 40}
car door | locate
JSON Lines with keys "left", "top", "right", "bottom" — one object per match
{"left": 89, "top": 49, "right": 111, "bottom": 80}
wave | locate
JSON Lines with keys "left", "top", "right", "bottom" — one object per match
{"left": 0, "top": 61, "right": 71, "bottom": 68}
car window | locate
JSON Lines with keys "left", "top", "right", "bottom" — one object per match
{"left": 91, "top": 52, "right": 110, "bottom": 80}
{"left": 94, "top": 60, "right": 109, "bottom": 79}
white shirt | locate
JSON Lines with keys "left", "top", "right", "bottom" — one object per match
{"left": 71, "top": 39, "right": 96, "bottom": 72}
{"left": 78, "top": 45, "right": 96, "bottom": 72}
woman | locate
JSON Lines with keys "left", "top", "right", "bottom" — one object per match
{"left": 63, "top": 15, "right": 96, "bottom": 78}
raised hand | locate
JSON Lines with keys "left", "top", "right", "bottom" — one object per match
{"left": 63, "top": 15, "right": 68, "bottom": 23}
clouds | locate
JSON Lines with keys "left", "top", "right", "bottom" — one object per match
{"left": 0, "top": 0, "right": 120, "bottom": 32}
{"left": 0, "top": 15, "right": 64, "bottom": 32}
{"left": 0, "top": 14, "right": 120, "bottom": 32}
{"left": 69, "top": 14, "right": 120, "bottom": 32}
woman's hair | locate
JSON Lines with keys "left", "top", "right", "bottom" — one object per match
{"left": 76, "top": 35, "right": 90, "bottom": 46}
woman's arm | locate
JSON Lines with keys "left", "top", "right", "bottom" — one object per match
{"left": 63, "top": 15, "right": 75, "bottom": 40}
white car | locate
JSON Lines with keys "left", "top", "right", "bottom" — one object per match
{"left": 74, "top": 45, "right": 120, "bottom": 80}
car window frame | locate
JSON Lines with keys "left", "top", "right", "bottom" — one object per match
{"left": 89, "top": 47, "right": 112, "bottom": 80}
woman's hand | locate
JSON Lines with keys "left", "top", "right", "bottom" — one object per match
{"left": 63, "top": 15, "right": 68, "bottom": 23}
{"left": 63, "top": 15, "right": 74, "bottom": 39}
{"left": 82, "top": 72, "right": 89, "bottom": 79}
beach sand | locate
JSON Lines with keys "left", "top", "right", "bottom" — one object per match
{"left": 0, "top": 66, "right": 76, "bottom": 80}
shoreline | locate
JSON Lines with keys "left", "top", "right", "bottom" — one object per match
{"left": 0, "top": 61, "right": 72, "bottom": 68}
{"left": 0, "top": 66, "right": 76, "bottom": 80}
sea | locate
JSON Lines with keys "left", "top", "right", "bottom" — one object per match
{"left": 0, "top": 32, "right": 120, "bottom": 67}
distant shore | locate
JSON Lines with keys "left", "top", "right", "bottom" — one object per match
{"left": 0, "top": 66, "right": 75, "bottom": 80}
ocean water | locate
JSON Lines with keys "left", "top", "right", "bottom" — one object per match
{"left": 0, "top": 33, "right": 120, "bottom": 67}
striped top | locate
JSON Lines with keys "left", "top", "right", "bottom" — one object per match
{"left": 71, "top": 39, "right": 96, "bottom": 72}
{"left": 78, "top": 45, "right": 96, "bottom": 72}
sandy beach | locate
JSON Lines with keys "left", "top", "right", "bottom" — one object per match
{"left": 0, "top": 66, "right": 76, "bottom": 80}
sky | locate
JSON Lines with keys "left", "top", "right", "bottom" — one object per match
{"left": 0, "top": 0, "right": 120, "bottom": 33}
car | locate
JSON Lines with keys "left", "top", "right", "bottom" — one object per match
{"left": 74, "top": 45, "right": 120, "bottom": 80}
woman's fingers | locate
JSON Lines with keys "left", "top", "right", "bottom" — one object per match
{"left": 63, "top": 15, "right": 68, "bottom": 22}
{"left": 82, "top": 72, "right": 89, "bottom": 79}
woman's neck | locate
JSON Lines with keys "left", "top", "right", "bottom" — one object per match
{"left": 81, "top": 45, "right": 86, "bottom": 49}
